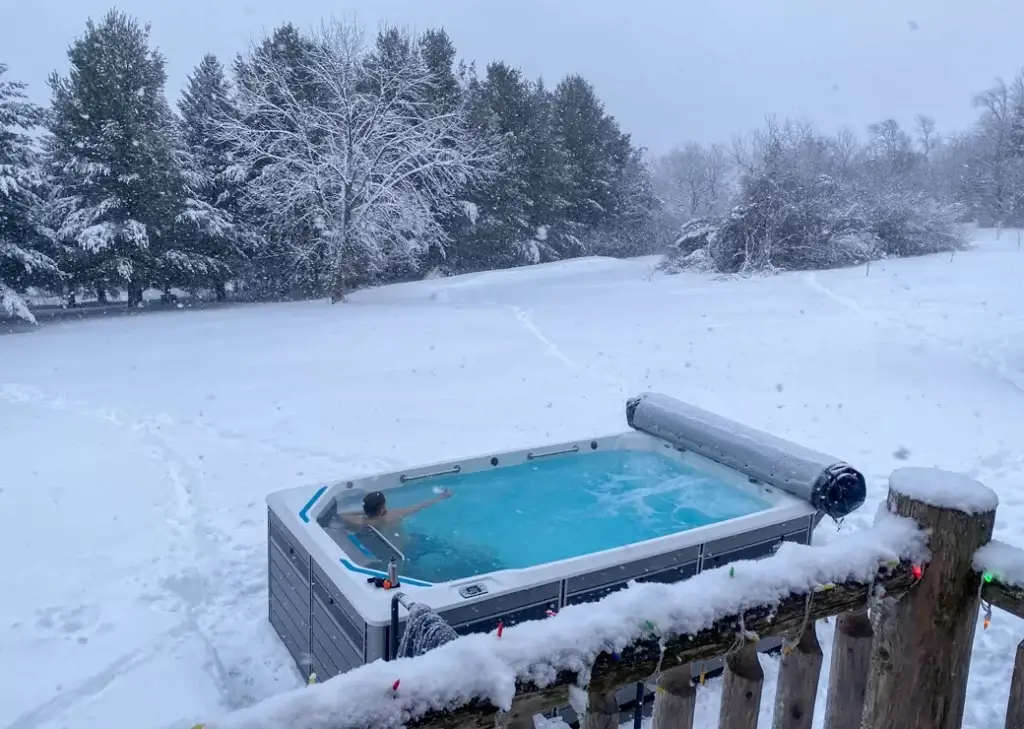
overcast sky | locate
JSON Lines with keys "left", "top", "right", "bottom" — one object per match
{"left": 4, "top": 0, "right": 1024, "bottom": 154}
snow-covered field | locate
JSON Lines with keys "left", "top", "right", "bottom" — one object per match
{"left": 2, "top": 228, "right": 1023, "bottom": 729}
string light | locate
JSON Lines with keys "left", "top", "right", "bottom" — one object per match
{"left": 911, "top": 564, "right": 924, "bottom": 580}
{"left": 392, "top": 679, "right": 401, "bottom": 693}
{"left": 307, "top": 672, "right": 318, "bottom": 685}
{"left": 496, "top": 621, "right": 504, "bottom": 638}
{"left": 984, "top": 572, "right": 995, "bottom": 583}
{"left": 983, "top": 602, "right": 993, "bottom": 630}
{"left": 699, "top": 664, "right": 706, "bottom": 685}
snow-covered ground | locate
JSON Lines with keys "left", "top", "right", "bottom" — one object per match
{"left": 1, "top": 228, "right": 1023, "bottom": 729}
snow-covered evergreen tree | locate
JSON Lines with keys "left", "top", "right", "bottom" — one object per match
{"left": 418, "top": 29, "right": 461, "bottom": 114}
{"left": 550, "top": 75, "right": 635, "bottom": 253}
{"left": 176, "top": 53, "right": 248, "bottom": 300}
{"left": 519, "top": 77, "right": 574, "bottom": 260}
{"left": 47, "top": 10, "right": 183, "bottom": 306}
{"left": 0, "top": 63, "right": 60, "bottom": 321}
{"left": 450, "top": 62, "right": 546, "bottom": 271}
{"left": 588, "top": 148, "right": 660, "bottom": 256}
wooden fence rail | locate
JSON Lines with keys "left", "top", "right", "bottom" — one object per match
{"left": 408, "top": 564, "right": 917, "bottom": 729}
{"left": 209, "top": 469, "right": 1024, "bottom": 729}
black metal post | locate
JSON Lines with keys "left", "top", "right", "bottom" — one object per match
{"left": 633, "top": 681, "right": 645, "bottom": 729}
{"left": 388, "top": 593, "right": 400, "bottom": 661}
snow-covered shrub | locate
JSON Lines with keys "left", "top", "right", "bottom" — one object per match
{"left": 865, "top": 189, "right": 970, "bottom": 257}
{"left": 661, "top": 120, "right": 968, "bottom": 274}
{"left": 657, "top": 218, "right": 717, "bottom": 273}
{"left": 658, "top": 245, "right": 716, "bottom": 274}
{"left": 673, "top": 217, "right": 717, "bottom": 255}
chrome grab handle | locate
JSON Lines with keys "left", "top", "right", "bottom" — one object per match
{"left": 399, "top": 465, "right": 461, "bottom": 483}
{"left": 527, "top": 445, "right": 580, "bottom": 460}
{"left": 364, "top": 524, "right": 406, "bottom": 562}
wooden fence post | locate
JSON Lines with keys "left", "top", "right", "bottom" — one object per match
{"left": 1006, "top": 640, "right": 1024, "bottom": 729}
{"left": 580, "top": 690, "right": 620, "bottom": 729}
{"left": 772, "top": 623, "right": 823, "bottom": 729}
{"left": 863, "top": 468, "right": 997, "bottom": 729}
{"left": 495, "top": 712, "right": 537, "bottom": 729}
{"left": 719, "top": 645, "right": 763, "bottom": 729}
{"left": 822, "top": 610, "right": 873, "bottom": 729}
{"left": 652, "top": 665, "right": 696, "bottom": 729}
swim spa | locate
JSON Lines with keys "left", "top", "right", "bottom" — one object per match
{"left": 265, "top": 392, "right": 866, "bottom": 685}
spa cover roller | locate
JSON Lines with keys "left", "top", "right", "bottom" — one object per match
{"left": 626, "top": 392, "right": 866, "bottom": 519}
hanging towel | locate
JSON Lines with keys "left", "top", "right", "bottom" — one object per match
{"left": 395, "top": 601, "right": 458, "bottom": 658}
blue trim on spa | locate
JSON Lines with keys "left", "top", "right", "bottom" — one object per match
{"left": 348, "top": 534, "right": 376, "bottom": 559}
{"left": 299, "top": 486, "right": 328, "bottom": 523}
{"left": 339, "top": 558, "right": 434, "bottom": 587}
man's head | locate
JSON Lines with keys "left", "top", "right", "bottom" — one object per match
{"left": 363, "top": 491, "right": 387, "bottom": 518}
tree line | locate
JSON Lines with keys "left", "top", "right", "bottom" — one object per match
{"left": 0, "top": 10, "right": 651, "bottom": 321}
{"left": 2, "top": 9, "right": 1024, "bottom": 322}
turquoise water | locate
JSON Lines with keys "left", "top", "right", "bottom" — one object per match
{"left": 332, "top": 450, "right": 771, "bottom": 583}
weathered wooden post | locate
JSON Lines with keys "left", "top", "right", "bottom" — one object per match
{"left": 495, "top": 712, "right": 536, "bottom": 729}
{"left": 772, "top": 624, "right": 823, "bottom": 729}
{"left": 495, "top": 712, "right": 537, "bottom": 729}
{"left": 863, "top": 467, "right": 997, "bottom": 729}
{"left": 580, "top": 690, "right": 620, "bottom": 729}
{"left": 822, "top": 610, "right": 873, "bottom": 729}
{"left": 1006, "top": 641, "right": 1024, "bottom": 729}
{"left": 651, "top": 666, "right": 697, "bottom": 729}
{"left": 719, "top": 645, "right": 764, "bottom": 729}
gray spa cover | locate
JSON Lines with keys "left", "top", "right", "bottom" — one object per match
{"left": 626, "top": 392, "right": 866, "bottom": 519}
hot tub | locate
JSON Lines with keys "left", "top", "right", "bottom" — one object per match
{"left": 265, "top": 393, "right": 866, "bottom": 687}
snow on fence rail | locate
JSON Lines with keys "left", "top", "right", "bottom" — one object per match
{"left": 975, "top": 538, "right": 1024, "bottom": 729}
{"left": 204, "top": 468, "right": 1024, "bottom": 729}
{"left": 977, "top": 540, "right": 1024, "bottom": 620}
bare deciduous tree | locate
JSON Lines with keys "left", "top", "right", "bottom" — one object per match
{"left": 653, "top": 142, "right": 732, "bottom": 222}
{"left": 867, "top": 118, "right": 916, "bottom": 176}
{"left": 219, "top": 20, "right": 499, "bottom": 301}
{"left": 970, "top": 77, "right": 1024, "bottom": 227}
{"left": 915, "top": 114, "right": 938, "bottom": 161}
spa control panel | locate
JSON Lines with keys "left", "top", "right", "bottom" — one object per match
{"left": 458, "top": 583, "right": 489, "bottom": 599}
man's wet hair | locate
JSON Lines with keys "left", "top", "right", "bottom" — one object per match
{"left": 363, "top": 491, "right": 387, "bottom": 517}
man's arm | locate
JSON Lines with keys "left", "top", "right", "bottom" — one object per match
{"left": 391, "top": 490, "right": 452, "bottom": 519}
{"left": 338, "top": 510, "right": 365, "bottom": 526}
